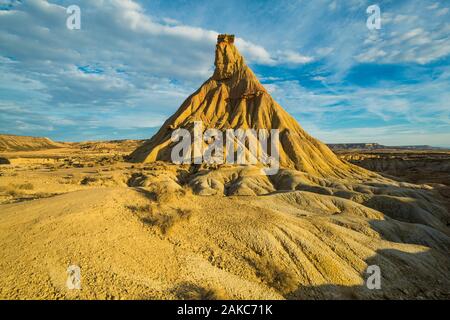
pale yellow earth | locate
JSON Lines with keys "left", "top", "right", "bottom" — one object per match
{"left": 0, "top": 143, "right": 449, "bottom": 299}
{"left": 0, "top": 34, "right": 449, "bottom": 300}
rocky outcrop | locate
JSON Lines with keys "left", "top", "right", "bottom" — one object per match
{"left": 129, "top": 34, "right": 369, "bottom": 179}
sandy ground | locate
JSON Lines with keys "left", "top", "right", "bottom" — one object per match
{"left": 2, "top": 34, "right": 448, "bottom": 300}
{"left": 0, "top": 144, "right": 449, "bottom": 300}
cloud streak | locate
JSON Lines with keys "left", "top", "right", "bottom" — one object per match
{"left": 0, "top": 0, "right": 449, "bottom": 146}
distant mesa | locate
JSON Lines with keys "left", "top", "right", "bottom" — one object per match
{"left": 327, "top": 143, "right": 446, "bottom": 151}
{"left": 0, "top": 134, "right": 64, "bottom": 152}
{"left": 328, "top": 143, "right": 383, "bottom": 150}
{"left": 129, "top": 34, "right": 367, "bottom": 178}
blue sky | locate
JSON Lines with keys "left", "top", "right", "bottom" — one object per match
{"left": 0, "top": 0, "right": 449, "bottom": 146}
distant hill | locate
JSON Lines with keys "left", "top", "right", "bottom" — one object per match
{"left": 0, "top": 134, "right": 64, "bottom": 152}
{"left": 327, "top": 143, "right": 445, "bottom": 151}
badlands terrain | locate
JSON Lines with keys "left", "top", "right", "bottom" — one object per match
{"left": 0, "top": 135, "right": 449, "bottom": 299}
{"left": 333, "top": 147, "right": 450, "bottom": 216}
{"left": 1, "top": 35, "right": 449, "bottom": 299}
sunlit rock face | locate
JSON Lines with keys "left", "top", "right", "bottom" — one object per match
{"left": 213, "top": 34, "right": 244, "bottom": 80}
{"left": 129, "top": 34, "right": 365, "bottom": 178}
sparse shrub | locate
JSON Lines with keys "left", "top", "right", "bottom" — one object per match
{"left": 254, "top": 257, "right": 297, "bottom": 295}
{"left": 0, "top": 183, "right": 55, "bottom": 202}
{"left": 152, "top": 184, "right": 187, "bottom": 203}
{"left": 31, "top": 192, "right": 56, "bottom": 200}
{"left": 0, "top": 185, "right": 20, "bottom": 197}
{"left": 126, "top": 204, "right": 151, "bottom": 214}
{"left": 60, "top": 174, "right": 75, "bottom": 185}
{"left": 79, "top": 174, "right": 119, "bottom": 187}
{"left": 43, "top": 163, "right": 57, "bottom": 171}
{"left": 80, "top": 176, "right": 97, "bottom": 185}
{"left": 173, "top": 282, "right": 227, "bottom": 300}
{"left": 127, "top": 172, "right": 148, "bottom": 187}
{"left": 0, "top": 183, "right": 34, "bottom": 197}
{"left": 15, "top": 183, "right": 34, "bottom": 190}
{"left": 142, "top": 208, "right": 192, "bottom": 235}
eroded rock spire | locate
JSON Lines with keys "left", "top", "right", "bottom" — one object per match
{"left": 213, "top": 34, "right": 245, "bottom": 80}
{"left": 129, "top": 34, "right": 366, "bottom": 178}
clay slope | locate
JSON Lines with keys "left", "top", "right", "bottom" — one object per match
{"left": 129, "top": 35, "right": 365, "bottom": 178}
{"left": 0, "top": 134, "right": 64, "bottom": 152}
{"left": 1, "top": 183, "right": 449, "bottom": 299}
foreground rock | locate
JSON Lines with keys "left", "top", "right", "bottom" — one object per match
{"left": 0, "top": 159, "right": 449, "bottom": 299}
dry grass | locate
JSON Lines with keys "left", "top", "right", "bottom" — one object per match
{"left": 14, "top": 183, "right": 34, "bottom": 190}
{"left": 126, "top": 204, "right": 151, "bottom": 214}
{"left": 152, "top": 184, "right": 188, "bottom": 203}
{"left": 125, "top": 196, "right": 193, "bottom": 235}
{"left": 0, "top": 183, "right": 34, "bottom": 197}
{"left": 0, "top": 185, "right": 20, "bottom": 197}
{"left": 173, "top": 282, "right": 227, "bottom": 300}
{"left": 80, "top": 176, "right": 98, "bottom": 185}
{"left": 253, "top": 257, "right": 297, "bottom": 295}
{"left": 79, "top": 175, "right": 119, "bottom": 187}
{"left": 142, "top": 208, "right": 192, "bottom": 235}
{"left": 0, "top": 183, "right": 56, "bottom": 204}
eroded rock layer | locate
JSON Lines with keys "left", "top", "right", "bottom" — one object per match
{"left": 129, "top": 35, "right": 366, "bottom": 178}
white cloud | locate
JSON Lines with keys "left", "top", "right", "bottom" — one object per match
{"left": 357, "top": 9, "right": 450, "bottom": 65}
{"left": 356, "top": 48, "right": 387, "bottom": 62}
{"left": 235, "top": 38, "right": 313, "bottom": 66}
{"left": 1, "top": 0, "right": 314, "bottom": 138}
{"left": 161, "top": 17, "right": 181, "bottom": 26}
{"left": 306, "top": 123, "right": 450, "bottom": 147}
{"left": 427, "top": 3, "right": 439, "bottom": 10}
{"left": 235, "top": 37, "right": 275, "bottom": 65}
{"left": 276, "top": 50, "right": 314, "bottom": 64}
{"left": 316, "top": 47, "right": 334, "bottom": 57}
{"left": 328, "top": 1, "right": 337, "bottom": 11}
{"left": 0, "top": 0, "right": 448, "bottom": 145}
{"left": 264, "top": 71, "right": 450, "bottom": 146}
{"left": 436, "top": 8, "right": 449, "bottom": 16}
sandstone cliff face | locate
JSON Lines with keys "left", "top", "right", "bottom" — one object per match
{"left": 130, "top": 34, "right": 366, "bottom": 178}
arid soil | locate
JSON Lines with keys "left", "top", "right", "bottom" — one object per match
{"left": 336, "top": 149, "right": 450, "bottom": 218}
{"left": 0, "top": 141, "right": 449, "bottom": 300}
{"left": 0, "top": 35, "right": 448, "bottom": 300}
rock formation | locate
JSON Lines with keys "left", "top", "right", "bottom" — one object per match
{"left": 0, "top": 134, "right": 64, "bottom": 152}
{"left": 129, "top": 34, "right": 366, "bottom": 178}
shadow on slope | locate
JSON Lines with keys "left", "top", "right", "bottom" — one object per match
{"left": 288, "top": 248, "right": 450, "bottom": 299}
